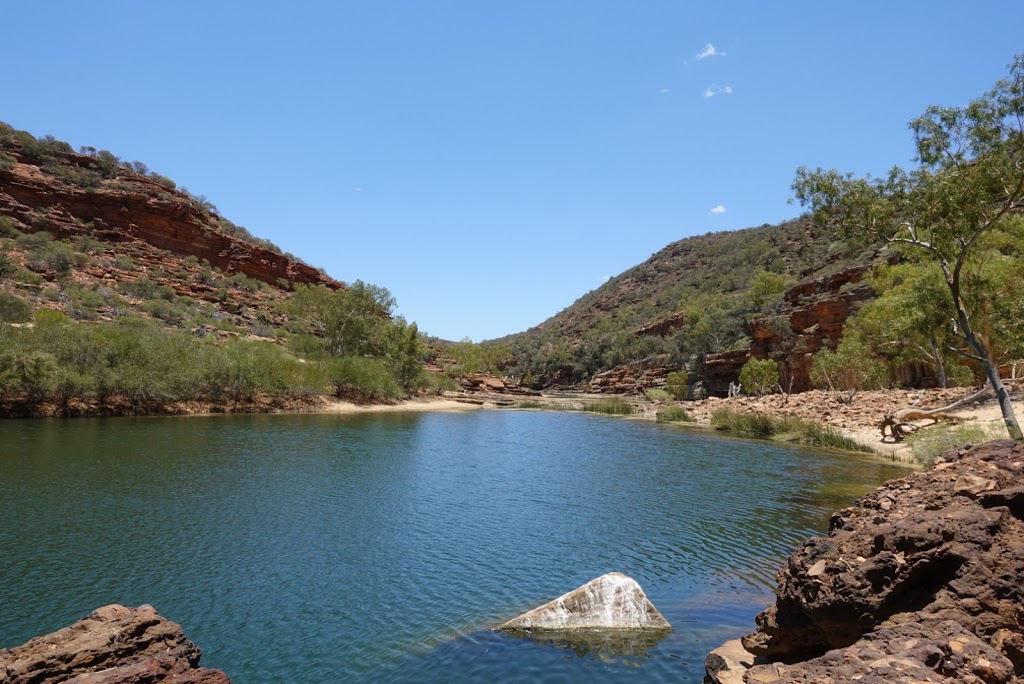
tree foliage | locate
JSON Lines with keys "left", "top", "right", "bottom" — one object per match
{"left": 739, "top": 357, "right": 780, "bottom": 396}
{"left": 794, "top": 55, "right": 1024, "bottom": 440}
{"left": 810, "top": 335, "right": 889, "bottom": 404}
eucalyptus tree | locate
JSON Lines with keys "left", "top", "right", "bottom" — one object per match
{"left": 793, "top": 55, "right": 1024, "bottom": 440}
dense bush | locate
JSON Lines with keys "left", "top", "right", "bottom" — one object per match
{"left": 0, "top": 292, "right": 31, "bottom": 323}
{"left": 0, "top": 310, "right": 423, "bottom": 409}
{"left": 811, "top": 335, "right": 889, "bottom": 403}
{"left": 739, "top": 357, "right": 779, "bottom": 396}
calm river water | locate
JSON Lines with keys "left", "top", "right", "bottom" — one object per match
{"left": 0, "top": 410, "right": 907, "bottom": 682}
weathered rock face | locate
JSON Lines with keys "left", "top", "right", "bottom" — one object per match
{"left": 585, "top": 359, "right": 682, "bottom": 394}
{"left": 703, "top": 349, "right": 751, "bottom": 397}
{"left": 499, "top": 572, "right": 671, "bottom": 631}
{"left": 707, "top": 439, "right": 1024, "bottom": 683}
{"left": 634, "top": 311, "right": 687, "bottom": 338}
{"left": 0, "top": 146, "right": 339, "bottom": 290}
{"left": 704, "top": 264, "right": 875, "bottom": 396}
{"left": 0, "top": 604, "right": 231, "bottom": 683}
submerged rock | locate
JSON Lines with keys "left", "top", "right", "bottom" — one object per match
{"left": 499, "top": 572, "right": 670, "bottom": 631}
{"left": 0, "top": 604, "right": 231, "bottom": 683}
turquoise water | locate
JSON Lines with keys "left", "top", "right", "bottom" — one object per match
{"left": 0, "top": 411, "right": 906, "bottom": 682}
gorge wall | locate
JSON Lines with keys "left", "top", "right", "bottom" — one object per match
{"left": 0, "top": 140, "right": 339, "bottom": 291}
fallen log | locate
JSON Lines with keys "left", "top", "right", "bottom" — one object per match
{"left": 879, "top": 385, "right": 990, "bottom": 442}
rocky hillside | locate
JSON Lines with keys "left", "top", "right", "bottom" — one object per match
{"left": 495, "top": 217, "right": 877, "bottom": 394}
{"left": 0, "top": 121, "right": 338, "bottom": 336}
{"left": 0, "top": 124, "right": 431, "bottom": 417}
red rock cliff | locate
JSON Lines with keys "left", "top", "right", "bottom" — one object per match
{"left": 0, "top": 144, "right": 340, "bottom": 290}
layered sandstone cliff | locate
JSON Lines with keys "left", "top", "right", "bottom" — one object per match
{"left": 704, "top": 263, "right": 875, "bottom": 396}
{"left": 0, "top": 138, "right": 338, "bottom": 290}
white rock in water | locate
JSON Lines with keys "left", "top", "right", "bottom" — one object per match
{"left": 499, "top": 572, "right": 670, "bottom": 631}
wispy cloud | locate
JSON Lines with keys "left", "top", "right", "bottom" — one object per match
{"left": 352, "top": 187, "right": 364, "bottom": 192}
{"left": 710, "top": 205, "right": 727, "bottom": 215}
{"left": 696, "top": 43, "right": 726, "bottom": 60}
{"left": 703, "top": 85, "right": 733, "bottom": 98}
{"left": 660, "top": 88, "right": 670, "bottom": 94}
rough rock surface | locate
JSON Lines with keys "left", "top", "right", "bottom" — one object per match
{"left": 0, "top": 604, "right": 231, "bottom": 683}
{"left": 0, "top": 144, "right": 338, "bottom": 290}
{"left": 585, "top": 359, "right": 681, "bottom": 394}
{"left": 500, "top": 572, "right": 671, "bottom": 631}
{"left": 705, "top": 264, "right": 875, "bottom": 396}
{"left": 706, "top": 439, "right": 1024, "bottom": 683}
{"left": 634, "top": 311, "right": 687, "bottom": 338}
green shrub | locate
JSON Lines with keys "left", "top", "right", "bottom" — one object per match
{"left": 0, "top": 250, "right": 16, "bottom": 278}
{"left": 0, "top": 292, "right": 31, "bottom": 322}
{"left": 24, "top": 240, "right": 77, "bottom": 275}
{"left": 328, "top": 355, "right": 403, "bottom": 402}
{"left": 665, "top": 371, "right": 689, "bottom": 400}
{"left": 739, "top": 357, "right": 779, "bottom": 396}
{"left": 0, "top": 216, "right": 22, "bottom": 238}
{"left": 13, "top": 268, "right": 42, "bottom": 285}
{"left": 645, "top": 388, "right": 672, "bottom": 402}
{"left": 119, "top": 277, "right": 160, "bottom": 300}
{"left": 420, "top": 371, "right": 459, "bottom": 395}
{"left": 516, "top": 400, "right": 544, "bottom": 409}
{"left": 582, "top": 397, "right": 634, "bottom": 415}
{"left": 148, "top": 173, "right": 176, "bottom": 189}
{"left": 112, "top": 255, "right": 137, "bottom": 270}
{"left": 142, "top": 299, "right": 186, "bottom": 325}
{"left": 811, "top": 336, "right": 888, "bottom": 403}
{"left": 656, "top": 405, "right": 690, "bottom": 422}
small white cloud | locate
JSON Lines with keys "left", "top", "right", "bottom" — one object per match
{"left": 710, "top": 205, "right": 727, "bottom": 215}
{"left": 660, "top": 88, "right": 670, "bottom": 94}
{"left": 352, "top": 187, "right": 363, "bottom": 192}
{"left": 696, "top": 44, "right": 726, "bottom": 60}
{"left": 703, "top": 84, "right": 733, "bottom": 98}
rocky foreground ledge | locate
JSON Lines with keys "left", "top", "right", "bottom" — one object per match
{"left": 706, "top": 439, "right": 1024, "bottom": 684}
{"left": 0, "top": 604, "right": 230, "bottom": 683}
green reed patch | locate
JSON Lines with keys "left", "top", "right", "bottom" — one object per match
{"left": 710, "top": 408, "right": 871, "bottom": 453}
{"left": 581, "top": 397, "right": 635, "bottom": 415}
{"left": 655, "top": 405, "right": 691, "bottom": 422}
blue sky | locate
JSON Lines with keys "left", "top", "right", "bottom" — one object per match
{"left": 4, "top": 2, "right": 1022, "bottom": 341}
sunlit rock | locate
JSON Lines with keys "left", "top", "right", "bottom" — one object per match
{"left": 499, "top": 572, "right": 670, "bottom": 631}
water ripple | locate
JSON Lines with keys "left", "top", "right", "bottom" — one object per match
{"left": 0, "top": 411, "right": 908, "bottom": 683}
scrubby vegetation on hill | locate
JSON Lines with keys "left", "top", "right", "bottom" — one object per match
{"left": 0, "top": 125, "right": 438, "bottom": 414}
{"left": 492, "top": 218, "right": 871, "bottom": 387}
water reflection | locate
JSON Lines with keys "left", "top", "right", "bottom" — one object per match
{"left": 501, "top": 627, "right": 672, "bottom": 664}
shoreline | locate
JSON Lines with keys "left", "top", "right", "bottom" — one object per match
{"left": 2, "top": 387, "right": 1016, "bottom": 460}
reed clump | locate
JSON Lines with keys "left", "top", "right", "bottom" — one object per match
{"left": 655, "top": 405, "right": 691, "bottom": 423}
{"left": 710, "top": 408, "right": 871, "bottom": 453}
{"left": 581, "top": 397, "right": 635, "bottom": 415}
